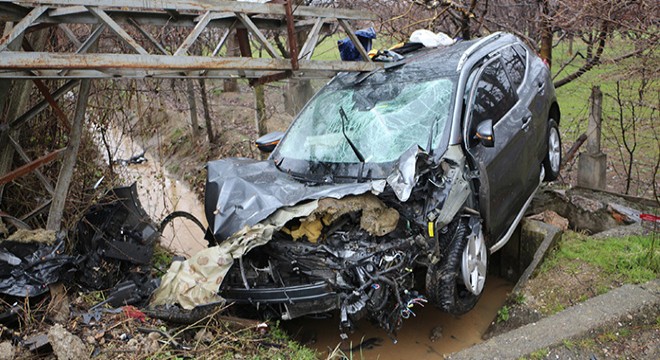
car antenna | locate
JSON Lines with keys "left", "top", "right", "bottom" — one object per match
{"left": 339, "top": 106, "right": 366, "bottom": 182}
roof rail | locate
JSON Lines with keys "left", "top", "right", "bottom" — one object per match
{"left": 456, "top": 32, "right": 503, "bottom": 72}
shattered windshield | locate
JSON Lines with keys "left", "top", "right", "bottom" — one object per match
{"left": 275, "top": 76, "right": 455, "bottom": 164}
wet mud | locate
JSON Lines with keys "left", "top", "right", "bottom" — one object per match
{"left": 284, "top": 277, "right": 512, "bottom": 359}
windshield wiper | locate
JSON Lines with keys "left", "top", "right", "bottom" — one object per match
{"left": 339, "top": 106, "right": 366, "bottom": 182}
{"left": 339, "top": 106, "right": 365, "bottom": 163}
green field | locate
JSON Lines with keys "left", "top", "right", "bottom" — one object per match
{"left": 551, "top": 35, "right": 658, "bottom": 196}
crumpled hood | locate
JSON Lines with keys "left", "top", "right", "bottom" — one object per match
{"left": 205, "top": 158, "right": 388, "bottom": 241}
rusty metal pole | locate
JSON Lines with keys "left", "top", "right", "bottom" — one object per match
{"left": 46, "top": 79, "right": 91, "bottom": 231}
{"left": 284, "top": 0, "right": 299, "bottom": 71}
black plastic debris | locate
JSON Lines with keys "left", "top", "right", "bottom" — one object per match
{"left": 75, "top": 183, "right": 160, "bottom": 290}
{"left": 90, "top": 276, "right": 160, "bottom": 310}
{"left": 0, "top": 234, "right": 77, "bottom": 297}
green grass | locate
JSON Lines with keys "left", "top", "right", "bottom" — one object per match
{"left": 541, "top": 231, "right": 660, "bottom": 284}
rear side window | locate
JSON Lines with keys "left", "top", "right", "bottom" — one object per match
{"left": 471, "top": 59, "right": 517, "bottom": 126}
{"left": 502, "top": 46, "right": 526, "bottom": 90}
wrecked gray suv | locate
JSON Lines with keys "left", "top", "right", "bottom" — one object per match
{"left": 207, "top": 32, "right": 561, "bottom": 334}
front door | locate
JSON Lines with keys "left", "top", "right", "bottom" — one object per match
{"left": 465, "top": 56, "right": 534, "bottom": 241}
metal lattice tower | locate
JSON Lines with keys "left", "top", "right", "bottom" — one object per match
{"left": 0, "top": 0, "right": 380, "bottom": 231}
{"left": 0, "top": 0, "right": 379, "bottom": 79}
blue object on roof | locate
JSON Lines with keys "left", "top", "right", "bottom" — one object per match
{"left": 337, "top": 27, "right": 377, "bottom": 61}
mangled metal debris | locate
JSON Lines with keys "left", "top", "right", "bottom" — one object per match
{"left": 152, "top": 200, "right": 319, "bottom": 309}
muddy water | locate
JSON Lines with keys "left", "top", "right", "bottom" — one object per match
{"left": 285, "top": 277, "right": 512, "bottom": 359}
{"left": 99, "top": 126, "right": 207, "bottom": 256}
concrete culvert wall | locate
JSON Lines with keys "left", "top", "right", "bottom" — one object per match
{"left": 529, "top": 187, "right": 657, "bottom": 234}
{"left": 490, "top": 219, "right": 563, "bottom": 291}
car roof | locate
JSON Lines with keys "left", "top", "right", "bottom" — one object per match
{"left": 382, "top": 32, "right": 519, "bottom": 77}
{"left": 396, "top": 38, "right": 480, "bottom": 74}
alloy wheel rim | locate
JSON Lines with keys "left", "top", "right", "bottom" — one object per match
{"left": 461, "top": 229, "right": 487, "bottom": 296}
{"left": 549, "top": 127, "right": 561, "bottom": 173}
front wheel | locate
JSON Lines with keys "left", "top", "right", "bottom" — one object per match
{"left": 542, "top": 119, "right": 561, "bottom": 181}
{"left": 426, "top": 217, "right": 488, "bottom": 315}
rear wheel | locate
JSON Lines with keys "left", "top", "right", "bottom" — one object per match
{"left": 426, "top": 217, "right": 487, "bottom": 315}
{"left": 542, "top": 119, "right": 561, "bottom": 181}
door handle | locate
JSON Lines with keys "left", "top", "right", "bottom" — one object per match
{"left": 522, "top": 115, "right": 531, "bottom": 129}
{"left": 537, "top": 82, "right": 545, "bottom": 93}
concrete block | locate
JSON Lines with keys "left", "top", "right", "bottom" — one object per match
{"left": 577, "top": 152, "right": 607, "bottom": 190}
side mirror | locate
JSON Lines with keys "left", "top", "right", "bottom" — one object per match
{"left": 255, "top": 131, "right": 284, "bottom": 153}
{"left": 475, "top": 120, "right": 494, "bottom": 147}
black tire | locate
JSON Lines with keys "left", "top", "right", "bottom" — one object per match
{"left": 425, "top": 218, "right": 487, "bottom": 315}
{"left": 542, "top": 119, "right": 561, "bottom": 181}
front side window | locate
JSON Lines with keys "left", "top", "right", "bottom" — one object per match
{"left": 275, "top": 77, "right": 455, "bottom": 164}
{"left": 471, "top": 59, "right": 517, "bottom": 127}
{"left": 502, "top": 46, "right": 526, "bottom": 90}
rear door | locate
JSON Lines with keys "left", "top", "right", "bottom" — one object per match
{"left": 464, "top": 55, "right": 535, "bottom": 240}
{"left": 501, "top": 45, "right": 544, "bottom": 196}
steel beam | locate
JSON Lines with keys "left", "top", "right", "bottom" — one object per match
{"left": 338, "top": 19, "right": 372, "bottom": 62}
{"left": 7, "top": 135, "right": 55, "bottom": 195}
{"left": 46, "top": 79, "right": 91, "bottom": 231}
{"left": 0, "top": 148, "right": 63, "bottom": 187}
{"left": 0, "top": 52, "right": 381, "bottom": 74}
{"left": 86, "top": 6, "right": 148, "bottom": 55}
{"left": 284, "top": 0, "right": 299, "bottom": 70}
{"left": 57, "top": 24, "right": 81, "bottom": 47}
{"left": 128, "top": 18, "right": 169, "bottom": 55}
{"left": 0, "top": 0, "right": 377, "bottom": 20}
{"left": 299, "top": 17, "right": 324, "bottom": 60}
{"left": 9, "top": 79, "right": 79, "bottom": 129}
{"left": 173, "top": 10, "right": 213, "bottom": 56}
{"left": 236, "top": 13, "right": 282, "bottom": 59}
{"left": 0, "top": 6, "right": 47, "bottom": 51}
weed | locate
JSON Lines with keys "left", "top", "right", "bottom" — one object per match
{"left": 562, "top": 339, "right": 575, "bottom": 350}
{"left": 153, "top": 244, "right": 174, "bottom": 272}
{"left": 497, "top": 305, "right": 510, "bottom": 323}
{"left": 78, "top": 290, "right": 106, "bottom": 306}
{"left": 597, "top": 331, "right": 618, "bottom": 343}
{"left": 514, "top": 292, "right": 527, "bottom": 305}
{"left": 618, "top": 328, "right": 631, "bottom": 337}
{"left": 529, "top": 348, "right": 549, "bottom": 359}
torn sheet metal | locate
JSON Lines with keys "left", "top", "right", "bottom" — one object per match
{"left": 152, "top": 201, "right": 319, "bottom": 309}
{"left": 205, "top": 158, "right": 385, "bottom": 241}
{"left": 0, "top": 232, "right": 76, "bottom": 297}
{"left": 386, "top": 145, "right": 420, "bottom": 202}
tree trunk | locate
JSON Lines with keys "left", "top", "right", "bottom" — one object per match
{"left": 198, "top": 78, "right": 216, "bottom": 144}
{"left": 254, "top": 84, "right": 267, "bottom": 137}
{"left": 223, "top": 33, "right": 239, "bottom": 92}
{"left": 254, "top": 85, "right": 267, "bottom": 160}
{"left": 538, "top": 0, "right": 553, "bottom": 69}
{"left": 186, "top": 79, "right": 200, "bottom": 137}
